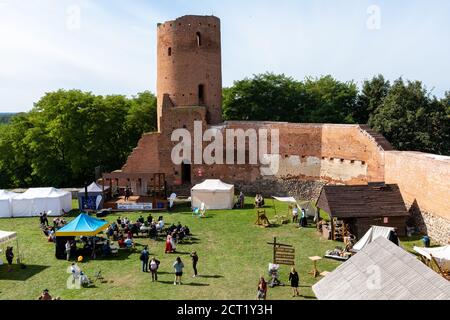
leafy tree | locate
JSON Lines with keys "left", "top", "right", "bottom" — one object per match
{"left": 223, "top": 73, "right": 306, "bottom": 122}
{"left": 369, "top": 79, "right": 448, "bottom": 154}
{"left": 303, "top": 75, "right": 358, "bottom": 124}
{"left": 126, "top": 91, "right": 157, "bottom": 143}
{"left": 354, "top": 75, "right": 391, "bottom": 124}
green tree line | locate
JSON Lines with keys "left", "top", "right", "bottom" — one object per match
{"left": 0, "top": 74, "right": 448, "bottom": 189}
{"left": 223, "top": 73, "right": 449, "bottom": 155}
{"left": 0, "top": 90, "right": 157, "bottom": 189}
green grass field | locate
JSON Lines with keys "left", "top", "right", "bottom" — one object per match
{"left": 0, "top": 198, "right": 421, "bottom": 300}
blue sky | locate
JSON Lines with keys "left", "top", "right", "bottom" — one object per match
{"left": 0, "top": 0, "right": 449, "bottom": 112}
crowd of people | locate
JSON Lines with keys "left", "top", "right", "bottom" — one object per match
{"left": 39, "top": 213, "right": 67, "bottom": 243}
{"left": 139, "top": 246, "right": 200, "bottom": 285}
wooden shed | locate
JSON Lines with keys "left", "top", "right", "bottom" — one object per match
{"left": 316, "top": 183, "right": 409, "bottom": 240}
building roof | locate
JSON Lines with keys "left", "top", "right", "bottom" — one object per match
{"left": 316, "top": 184, "right": 409, "bottom": 218}
{"left": 313, "top": 237, "right": 450, "bottom": 300}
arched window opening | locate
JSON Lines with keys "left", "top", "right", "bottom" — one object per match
{"left": 196, "top": 32, "right": 202, "bottom": 46}
{"left": 198, "top": 84, "right": 205, "bottom": 105}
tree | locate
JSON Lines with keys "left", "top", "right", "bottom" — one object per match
{"left": 223, "top": 73, "right": 358, "bottom": 124}
{"left": 223, "top": 73, "right": 306, "bottom": 122}
{"left": 354, "top": 75, "right": 391, "bottom": 124}
{"left": 126, "top": 91, "right": 158, "bottom": 143}
{"left": 303, "top": 75, "right": 358, "bottom": 124}
{"left": 369, "top": 79, "right": 448, "bottom": 154}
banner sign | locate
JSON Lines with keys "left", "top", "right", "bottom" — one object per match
{"left": 117, "top": 203, "right": 153, "bottom": 211}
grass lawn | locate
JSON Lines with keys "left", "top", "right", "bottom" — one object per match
{"left": 0, "top": 198, "right": 420, "bottom": 300}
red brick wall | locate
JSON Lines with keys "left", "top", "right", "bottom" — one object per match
{"left": 157, "top": 15, "right": 222, "bottom": 130}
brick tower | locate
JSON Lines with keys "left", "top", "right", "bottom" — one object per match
{"left": 156, "top": 15, "right": 223, "bottom": 131}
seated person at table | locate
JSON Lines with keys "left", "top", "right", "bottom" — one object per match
{"left": 149, "top": 224, "right": 157, "bottom": 239}
{"left": 47, "top": 228, "right": 56, "bottom": 242}
{"left": 147, "top": 214, "right": 153, "bottom": 224}
{"left": 176, "top": 222, "right": 183, "bottom": 232}
{"left": 157, "top": 219, "right": 165, "bottom": 231}
{"left": 106, "top": 226, "right": 114, "bottom": 239}
{"left": 116, "top": 217, "right": 122, "bottom": 225}
{"left": 138, "top": 215, "right": 145, "bottom": 224}
{"left": 168, "top": 224, "right": 177, "bottom": 234}
{"left": 102, "top": 241, "right": 111, "bottom": 256}
{"left": 124, "top": 235, "right": 134, "bottom": 248}
{"left": 131, "top": 224, "right": 139, "bottom": 237}
{"left": 255, "top": 194, "right": 264, "bottom": 208}
{"left": 118, "top": 237, "right": 126, "bottom": 248}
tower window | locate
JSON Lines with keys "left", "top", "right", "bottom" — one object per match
{"left": 168, "top": 47, "right": 172, "bottom": 56}
{"left": 196, "top": 32, "right": 202, "bottom": 46}
{"left": 198, "top": 84, "right": 205, "bottom": 105}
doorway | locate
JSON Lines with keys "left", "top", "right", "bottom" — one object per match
{"left": 181, "top": 162, "right": 192, "bottom": 184}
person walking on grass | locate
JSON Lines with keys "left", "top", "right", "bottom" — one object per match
{"left": 5, "top": 246, "right": 14, "bottom": 272}
{"left": 257, "top": 276, "right": 267, "bottom": 300}
{"left": 173, "top": 257, "right": 184, "bottom": 285}
{"left": 140, "top": 246, "right": 150, "bottom": 273}
{"left": 289, "top": 267, "right": 300, "bottom": 297}
{"left": 190, "top": 251, "right": 199, "bottom": 278}
{"left": 149, "top": 257, "right": 160, "bottom": 282}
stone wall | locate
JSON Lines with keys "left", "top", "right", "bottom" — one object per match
{"left": 408, "top": 201, "right": 450, "bottom": 245}
{"left": 385, "top": 151, "right": 450, "bottom": 244}
{"left": 234, "top": 178, "right": 326, "bottom": 200}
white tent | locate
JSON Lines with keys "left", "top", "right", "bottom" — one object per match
{"left": 352, "top": 225, "right": 397, "bottom": 252}
{"left": 12, "top": 188, "right": 72, "bottom": 218}
{"left": 0, "top": 230, "right": 17, "bottom": 245}
{"left": 272, "top": 197, "right": 316, "bottom": 218}
{"left": 191, "top": 180, "right": 235, "bottom": 210}
{"left": 414, "top": 246, "right": 450, "bottom": 270}
{"left": 0, "top": 190, "right": 18, "bottom": 218}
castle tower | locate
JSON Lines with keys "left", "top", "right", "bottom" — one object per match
{"left": 157, "top": 15, "right": 223, "bottom": 131}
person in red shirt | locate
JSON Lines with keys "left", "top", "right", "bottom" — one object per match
{"left": 257, "top": 276, "right": 267, "bottom": 300}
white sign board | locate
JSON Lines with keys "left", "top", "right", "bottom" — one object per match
{"left": 117, "top": 203, "right": 153, "bottom": 211}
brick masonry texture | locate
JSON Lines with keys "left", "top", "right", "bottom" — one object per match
{"left": 109, "top": 15, "right": 450, "bottom": 244}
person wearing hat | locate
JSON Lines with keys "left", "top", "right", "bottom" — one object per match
{"left": 190, "top": 251, "right": 199, "bottom": 278}
{"left": 38, "top": 289, "right": 52, "bottom": 301}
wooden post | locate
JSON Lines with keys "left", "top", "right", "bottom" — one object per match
{"left": 331, "top": 216, "right": 335, "bottom": 241}
{"left": 273, "top": 237, "right": 277, "bottom": 264}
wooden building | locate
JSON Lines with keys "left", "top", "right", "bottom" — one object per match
{"left": 316, "top": 183, "right": 409, "bottom": 240}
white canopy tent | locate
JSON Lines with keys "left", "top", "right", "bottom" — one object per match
{"left": 12, "top": 188, "right": 72, "bottom": 218}
{"left": 414, "top": 246, "right": 450, "bottom": 270}
{"left": 0, "top": 230, "right": 18, "bottom": 265}
{"left": 272, "top": 197, "right": 316, "bottom": 218}
{"left": 0, "top": 190, "right": 18, "bottom": 218}
{"left": 353, "top": 226, "right": 398, "bottom": 252}
{"left": 0, "top": 230, "right": 17, "bottom": 245}
{"left": 191, "top": 180, "right": 235, "bottom": 210}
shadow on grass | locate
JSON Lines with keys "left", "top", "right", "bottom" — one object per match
{"left": 158, "top": 280, "right": 210, "bottom": 287}
{"left": 198, "top": 275, "right": 224, "bottom": 279}
{"left": 0, "top": 264, "right": 49, "bottom": 281}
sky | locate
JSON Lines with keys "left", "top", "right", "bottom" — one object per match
{"left": 0, "top": 0, "right": 449, "bottom": 112}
